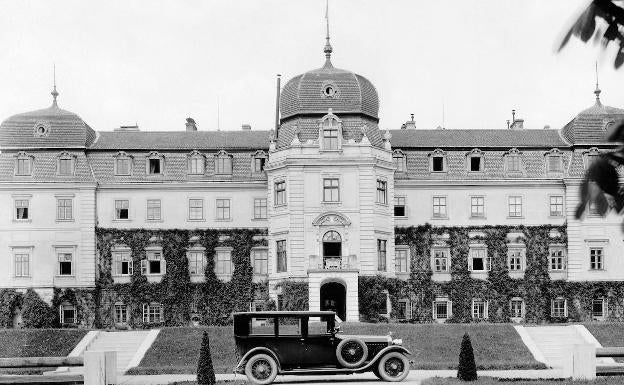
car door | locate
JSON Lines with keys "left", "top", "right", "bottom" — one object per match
{"left": 273, "top": 316, "right": 305, "bottom": 368}
{"left": 300, "top": 316, "right": 337, "bottom": 367}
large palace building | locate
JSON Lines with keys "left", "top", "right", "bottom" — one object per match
{"left": 1, "top": 29, "right": 624, "bottom": 326}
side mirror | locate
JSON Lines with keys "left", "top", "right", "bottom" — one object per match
{"left": 334, "top": 325, "right": 341, "bottom": 334}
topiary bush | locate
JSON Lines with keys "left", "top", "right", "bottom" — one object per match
{"left": 21, "top": 289, "right": 57, "bottom": 328}
{"left": 457, "top": 333, "right": 478, "bottom": 381}
{"left": 197, "top": 331, "right": 216, "bottom": 385}
{"left": 0, "top": 289, "right": 22, "bottom": 328}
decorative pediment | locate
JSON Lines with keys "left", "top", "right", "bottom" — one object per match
{"left": 57, "top": 151, "right": 76, "bottom": 160}
{"left": 215, "top": 149, "right": 232, "bottom": 158}
{"left": 187, "top": 150, "right": 205, "bottom": 159}
{"left": 429, "top": 148, "right": 446, "bottom": 157}
{"left": 392, "top": 149, "right": 405, "bottom": 157}
{"left": 147, "top": 151, "right": 164, "bottom": 159}
{"left": 582, "top": 147, "right": 600, "bottom": 156}
{"left": 312, "top": 211, "right": 351, "bottom": 226}
{"left": 252, "top": 150, "right": 266, "bottom": 158}
{"left": 14, "top": 151, "right": 34, "bottom": 159}
{"left": 504, "top": 148, "right": 522, "bottom": 156}
{"left": 114, "top": 151, "right": 133, "bottom": 159}
{"left": 544, "top": 148, "right": 563, "bottom": 157}
{"left": 465, "top": 148, "right": 483, "bottom": 157}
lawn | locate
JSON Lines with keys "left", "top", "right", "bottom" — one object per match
{"left": 422, "top": 378, "right": 623, "bottom": 385}
{"left": 131, "top": 323, "right": 544, "bottom": 375}
{"left": 583, "top": 323, "right": 624, "bottom": 363}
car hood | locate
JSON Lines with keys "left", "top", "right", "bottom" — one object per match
{"left": 336, "top": 334, "right": 391, "bottom": 343}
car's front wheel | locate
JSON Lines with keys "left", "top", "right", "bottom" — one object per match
{"left": 377, "top": 352, "right": 410, "bottom": 382}
{"left": 245, "top": 353, "right": 278, "bottom": 385}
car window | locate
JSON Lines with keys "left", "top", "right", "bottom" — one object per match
{"left": 249, "top": 317, "right": 274, "bottom": 335}
{"left": 307, "top": 316, "right": 331, "bottom": 335}
{"left": 278, "top": 316, "right": 301, "bottom": 336}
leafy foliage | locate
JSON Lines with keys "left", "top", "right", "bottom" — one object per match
{"left": 457, "top": 333, "right": 478, "bottom": 381}
{"left": 0, "top": 289, "right": 22, "bottom": 328}
{"left": 21, "top": 289, "right": 57, "bottom": 328}
{"left": 197, "top": 331, "right": 216, "bottom": 385}
{"left": 276, "top": 280, "right": 309, "bottom": 311}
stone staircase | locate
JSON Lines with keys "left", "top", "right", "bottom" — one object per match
{"left": 523, "top": 326, "right": 588, "bottom": 368}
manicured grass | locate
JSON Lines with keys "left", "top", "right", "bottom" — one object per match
{"left": 132, "top": 323, "right": 544, "bottom": 375}
{"left": 423, "top": 378, "right": 623, "bottom": 385}
{"left": 583, "top": 323, "right": 624, "bottom": 363}
{"left": 0, "top": 329, "right": 87, "bottom": 357}
{"left": 340, "top": 323, "right": 545, "bottom": 370}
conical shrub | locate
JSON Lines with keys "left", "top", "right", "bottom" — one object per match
{"left": 197, "top": 330, "right": 216, "bottom": 385}
{"left": 457, "top": 332, "right": 478, "bottom": 381}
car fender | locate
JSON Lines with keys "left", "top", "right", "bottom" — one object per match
{"left": 357, "top": 346, "right": 412, "bottom": 372}
{"left": 234, "top": 347, "right": 281, "bottom": 374}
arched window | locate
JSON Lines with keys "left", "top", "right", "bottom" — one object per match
{"left": 114, "top": 151, "right": 133, "bottom": 176}
{"left": 319, "top": 110, "right": 342, "bottom": 150}
{"left": 504, "top": 148, "right": 523, "bottom": 174}
{"left": 146, "top": 151, "right": 165, "bottom": 175}
{"left": 251, "top": 150, "right": 267, "bottom": 173}
{"left": 57, "top": 151, "right": 76, "bottom": 176}
{"left": 14, "top": 151, "right": 34, "bottom": 176}
{"left": 583, "top": 147, "right": 600, "bottom": 170}
{"left": 545, "top": 148, "right": 563, "bottom": 174}
{"left": 214, "top": 150, "right": 233, "bottom": 175}
{"left": 393, "top": 150, "right": 407, "bottom": 173}
{"left": 323, "top": 230, "right": 342, "bottom": 242}
{"left": 187, "top": 150, "right": 205, "bottom": 175}
{"left": 429, "top": 149, "right": 447, "bottom": 173}
{"left": 466, "top": 148, "right": 484, "bottom": 172}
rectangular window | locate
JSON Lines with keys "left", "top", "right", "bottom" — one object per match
{"left": 549, "top": 248, "right": 566, "bottom": 271}
{"left": 590, "top": 248, "right": 604, "bottom": 270}
{"left": 57, "top": 198, "right": 73, "bottom": 221}
{"left": 215, "top": 156, "right": 232, "bottom": 175}
{"left": 215, "top": 249, "right": 232, "bottom": 275}
{"left": 274, "top": 181, "right": 286, "bottom": 205}
{"left": 14, "top": 253, "right": 30, "bottom": 277}
{"left": 58, "top": 158, "right": 72, "bottom": 176}
{"left": 394, "top": 156, "right": 406, "bottom": 173}
{"left": 322, "top": 178, "right": 340, "bottom": 202}
{"left": 113, "top": 251, "right": 133, "bottom": 276}
{"left": 278, "top": 317, "right": 302, "bottom": 336}
{"left": 432, "top": 196, "right": 447, "bottom": 218}
{"left": 507, "top": 155, "right": 521, "bottom": 172}
{"left": 377, "top": 239, "right": 387, "bottom": 271}
{"left": 276, "top": 240, "right": 287, "bottom": 272}
{"left": 394, "top": 196, "right": 406, "bottom": 217}
{"left": 507, "top": 248, "right": 525, "bottom": 271}
{"left": 508, "top": 196, "right": 523, "bottom": 217}
{"left": 323, "top": 126, "right": 339, "bottom": 150}
{"left": 58, "top": 252, "right": 73, "bottom": 276}
{"left": 434, "top": 301, "right": 449, "bottom": 319}
{"left": 395, "top": 249, "right": 409, "bottom": 273}
{"left": 592, "top": 298, "right": 605, "bottom": 318}
{"left": 142, "top": 251, "right": 164, "bottom": 275}
{"left": 188, "top": 157, "right": 203, "bottom": 175}
{"left": 60, "top": 305, "right": 76, "bottom": 324}
{"left": 115, "top": 200, "right": 129, "bottom": 220}
{"left": 116, "top": 158, "right": 130, "bottom": 175}
{"left": 432, "top": 156, "right": 445, "bottom": 172}
{"left": 15, "top": 199, "right": 29, "bottom": 220}
{"left": 253, "top": 198, "right": 267, "bottom": 219}
{"left": 16, "top": 158, "right": 31, "bottom": 175}
{"left": 433, "top": 248, "right": 449, "bottom": 272}
{"left": 547, "top": 155, "right": 562, "bottom": 172}
{"left": 252, "top": 249, "right": 268, "bottom": 275}
{"left": 550, "top": 196, "right": 564, "bottom": 217}
{"left": 253, "top": 157, "right": 266, "bottom": 173}
{"left": 216, "top": 199, "right": 231, "bottom": 220}
{"left": 470, "top": 196, "right": 484, "bottom": 217}
{"left": 470, "top": 156, "right": 482, "bottom": 172}
{"left": 397, "top": 301, "right": 409, "bottom": 320}
{"left": 472, "top": 300, "right": 487, "bottom": 319}
{"left": 552, "top": 298, "right": 566, "bottom": 318}
{"left": 146, "top": 199, "right": 161, "bottom": 221}
{"left": 188, "top": 199, "right": 204, "bottom": 220}
{"left": 143, "top": 303, "right": 164, "bottom": 323}
{"left": 510, "top": 299, "right": 524, "bottom": 318}
{"left": 188, "top": 250, "right": 206, "bottom": 275}
{"left": 469, "top": 247, "right": 489, "bottom": 271}
{"left": 376, "top": 180, "right": 387, "bottom": 204}
{"left": 114, "top": 304, "right": 128, "bottom": 324}
{"left": 148, "top": 158, "right": 162, "bottom": 174}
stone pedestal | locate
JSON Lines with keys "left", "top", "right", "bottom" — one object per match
{"left": 84, "top": 351, "right": 117, "bottom": 385}
{"left": 562, "top": 344, "right": 596, "bottom": 380}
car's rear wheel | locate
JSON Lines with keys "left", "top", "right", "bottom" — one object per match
{"left": 377, "top": 352, "right": 410, "bottom": 382}
{"left": 372, "top": 366, "right": 383, "bottom": 380}
{"left": 336, "top": 338, "right": 368, "bottom": 368}
{"left": 245, "top": 353, "right": 278, "bottom": 385}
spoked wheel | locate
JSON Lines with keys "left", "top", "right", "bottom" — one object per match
{"left": 336, "top": 338, "right": 368, "bottom": 368}
{"left": 244, "top": 353, "right": 278, "bottom": 385}
{"left": 377, "top": 352, "right": 410, "bottom": 382}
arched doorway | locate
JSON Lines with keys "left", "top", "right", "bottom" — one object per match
{"left": 320, "top": 281, "right": 346, "bottom": 321}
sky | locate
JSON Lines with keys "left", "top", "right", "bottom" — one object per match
{"left": 0, "top": 0, "right": 620, "bottom": 133}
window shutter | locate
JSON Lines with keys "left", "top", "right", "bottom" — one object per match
{"left": 431, "top": 301, "right": 436, "bottom": 319}
{"left": 142, "top": 303, "right": 148, "bottom": 323}
{"left": 485, "top": 301, "right": 489, "bottom": 319}
{"left": 161, "top": 258, "right": 166, "bottom": 275}
{"left": 128, "top": 260, "right": 134, "bottom": 275}
{"left": 159, "top": 304, "right": 164, "bottom": 322}
{"left": 141, "top": 260, "right": 147, "bottom": 275}
{"left": 448, "top": 301, "right": 453, "bottom": 318}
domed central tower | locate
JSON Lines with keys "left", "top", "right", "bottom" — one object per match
{"left": 276, "top": 31, "right": 382, "bottom": 148}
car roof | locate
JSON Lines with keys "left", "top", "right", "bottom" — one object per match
{"left": 233, "top": 311, "right": 335, "bottom": 318}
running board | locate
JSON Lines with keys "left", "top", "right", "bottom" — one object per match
{"left": 280, "top": 368, "right": 361, "bottom": 375}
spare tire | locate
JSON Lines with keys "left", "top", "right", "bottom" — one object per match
{"left": 336, "top": 338, "right": 368, "bottom": 368}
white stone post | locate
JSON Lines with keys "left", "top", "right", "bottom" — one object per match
{"left": 566, "top": 344, "right": 596, "bottom": 380}
{"left": 84, "top": 351, "right": 117, "bottom": 385}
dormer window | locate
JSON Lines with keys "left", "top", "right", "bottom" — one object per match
{"left": 114, "top": 152, "right": 133, "bottom": 176}
{"left": 57, "top": 152, "right": 76, "bottom": 176}
{"left": 429, "top": 149, "right": 447, "bottom": 173}
{"left": 187, "top": 150, "right": 205, "bottom": 175}
{"left": 583, "top": 147, "right": 600, "bottom": 169}
{"left": 504, "top": 148, "right": 522, "bottom": 174}
{"left": 14, "top": 152, "right": 33, "bottom": 176}
{"left": 545, "top": 148, "right": 563, "bottom": 174}
{"left": 466, "top": 149, "right": 484, "bottom": 172}
{"left": 215, "top": 150, "right": 233, "bottom": 175}
{"left": 252, "top": 150, "right": 267, "bottom": 173}
{"left": 393, "top": 150, "right": 407, "bottom": 173}
{"left": 319, "top": 110, "right": 342, "bottom": 150}
{"left": 146, "top": 152, "right": 164, "bottom": 175}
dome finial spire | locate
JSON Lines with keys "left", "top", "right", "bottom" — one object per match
{"left": 323, "top": 0, "right": 333, "bottom": 68}
{"left": 594, "top": 60, "right": 602, "bottom": 105}
{"left": 51, "top": 64, "right": 59, "bottom": 107}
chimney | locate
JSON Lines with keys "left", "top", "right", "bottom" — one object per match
{"left": 114, "top": 125, "right": 140, "bottom": 132}
{"left": 241, "top": 124, "right": 251, "bottom": 130}
{"left": 510, "top": 118, "right": 524, "bottom": 130}
{"left": 544, "top": 125, "right": 551, "bottom": 130}
{"left": 186, "top": 118, "right": 197, "bottom": 131}
{"left": 403, "top": 113, "right": 416, "bottom": 130}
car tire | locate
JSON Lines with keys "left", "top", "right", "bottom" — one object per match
{"left": 336, "top": 338, "right": 368, "bottom": 368}
{"left": 377, "top": 352, "right": 410, "bottom": 382}
{"left": 372, "top": 366, "right": 383, "bottom": 380}
{"left": 244, "top": 353, "right": 278, "bottom": 385}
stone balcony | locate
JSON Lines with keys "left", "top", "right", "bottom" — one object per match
{"left": 308, "top": 255, "right": 359, "bottom": 272}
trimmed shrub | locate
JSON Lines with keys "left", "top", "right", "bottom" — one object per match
{"left": 197, "top": 331, "right": 216, "bottom": 385}
{"left": 21, "top": 289, "right": 57, "bottom": 328}
{"left": 457, "top": 333, "right": 478, "bottom": 381}
{"left": 0, "top": 289, "right": 22, "bottom": 328}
